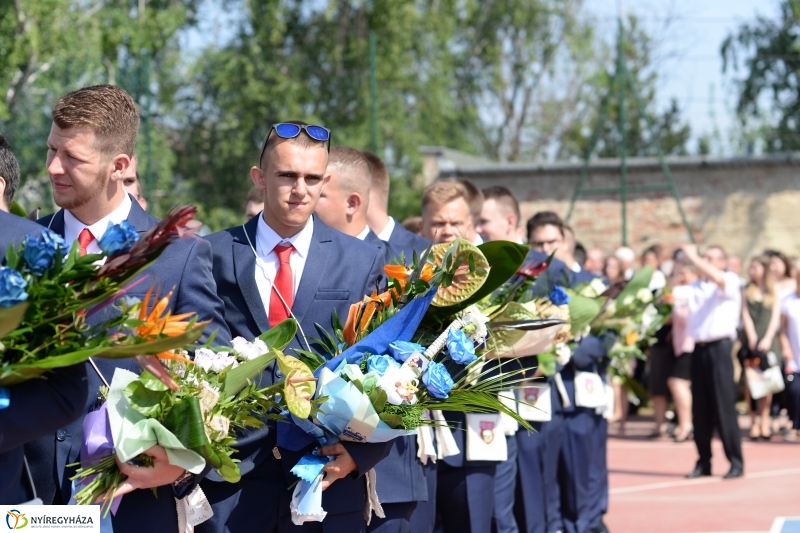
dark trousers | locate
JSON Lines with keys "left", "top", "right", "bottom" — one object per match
{"left": 787, "top": 372, "right": 800, "bottom": 430}
{"left": 367, "top": 502, "right": 417, "bottom": 533}
{"left": 559, "top": 409, "right": 596, "bottom": 533}
{"left": 437, "top": 462, "right": 496, "bottom": 533}
{"left": 514, "top": 417, "right": 564, "bottom": 533}
{"left": 409, "top": 461, "right": 437, "bottom": 533}
{"left": 493, "top": 435, "right": 519, "bottom": 533}
{"left": 691, "top": 339, "right": 743, "bottom": 471}
{"left": 587, "top": 416, "right": 608, "bottom": 531}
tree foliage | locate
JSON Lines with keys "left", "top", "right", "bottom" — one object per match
{"left": 722, "top": 0, "right": 800, "bottom": 152}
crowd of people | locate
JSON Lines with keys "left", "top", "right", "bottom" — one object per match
{"left": 1, "top": 82, "right": 799, "bottom": 533}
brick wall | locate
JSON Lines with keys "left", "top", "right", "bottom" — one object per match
{"left": 420, "top": 148, "right": 800, "bottom": 260}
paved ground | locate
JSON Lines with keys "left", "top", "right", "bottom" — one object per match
{"left": 605, "top": 415, "right": 799, "bottom": 533}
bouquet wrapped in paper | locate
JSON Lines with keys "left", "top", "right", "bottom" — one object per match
{"left": 72, "top": 320, "right": 312, "bottom": 518}
{"left": 286, "top": 239, "right": 536, "bottom": 524}
{"left": 0, "top": 206, "right": 208, "bottom": 385}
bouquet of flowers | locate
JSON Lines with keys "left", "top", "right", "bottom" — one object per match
{"left": 0, "top": 206, "right": 207, "bottom": 385}
{"left": 72, "top": 320, "right": 313, "bottom": 516}
{"left": 285, "top": 239, "right": 536, "bottom": 524}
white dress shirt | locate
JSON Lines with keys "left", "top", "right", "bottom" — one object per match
{"left": 675, "top": 270, "right": 742, "bottom": 343}
{"left": 356, "top": 226, "right": 370, "bottom": 241}
{"left": 62, "top": 193, "right": 132, "bottom": 254}
{"left": 782, "top": 294, "right": 800, "bottom": 373}
{"left": 253, "top": 213, "right": 314, "bottom": 314}
{"left": 376, "top": 217, "right": 396, "bottom": 242}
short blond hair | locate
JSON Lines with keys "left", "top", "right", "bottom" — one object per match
{"left": 327, "top": 146, "right": 370, "bottom": 198}
{"left": 421, "top": 178, "right": 484, "bottom": 221}
{"left": 52, "top": 85, "right": 139, "bottom": 158}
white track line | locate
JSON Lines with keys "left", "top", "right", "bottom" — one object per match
{"left": 610, "top": 467, "right": 800, "bottom": 495}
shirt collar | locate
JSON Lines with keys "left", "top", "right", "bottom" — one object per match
{"left": 255, "top": 212, "right": 314, "bottom": 259}
{"left": 356, "top": 226, "right": 370, "bottom": 241}
{"left": 64, "top": 193, "right": 132, "bottom": 244}
{"left": 376, "top": 217, "right": 395, "bottom": 241}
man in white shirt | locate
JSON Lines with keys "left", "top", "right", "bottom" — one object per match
{"left": 420, "top": 178, "right": 484, "bottom": 246}
{"left": 677, "top": 244, "right": 744, "bottom": 479}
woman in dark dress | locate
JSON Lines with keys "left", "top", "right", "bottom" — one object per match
{"left": 740, "top": 256, "right": 782, "bottom": 439}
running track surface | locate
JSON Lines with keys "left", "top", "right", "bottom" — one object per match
{"left": 606, "top": 416, "right": 799, "bottom": 533}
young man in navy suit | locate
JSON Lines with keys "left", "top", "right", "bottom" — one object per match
{"left": 23, "top": 85, "right": 231, "bottom": 531}
{"left": 0, "top": 138, "right": 90, "bottom": 505}
{"left": 363, "top": 151, "right": 431, "bottom": 264}
{"left": 201, "top": 123, "right": 391, "bottom": 533}
{"left": 316, "top": 146, "right": 427, "bottom": 533}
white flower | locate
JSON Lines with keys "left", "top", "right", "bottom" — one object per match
{"left": 641, "top": 303, "right": 659, "bottom": 330}
{"left": 622, "top": 295, "right": 634, "bottom": 307}
{"left": 377, "top": 364, "right": 420, "bottom": 406}
{"left": 555, "top": 343, "right": 572, "bottom": 366}
{"left": 231, "top": 336, "right": 263, "bottom": 360}
{"left": 459, "top": 305, "right": 490, "bottom": 345}
{"left": 636, "top": 288, "right": 654, "bottom": 304}
{"left": 581, "top": 278, "right": 608, "bottom": 298}
{"left": 252, "top": 339, "right": 269, "bottom": 355}
{"left": 195, "top": 347, "right": 237, "bottom": 373}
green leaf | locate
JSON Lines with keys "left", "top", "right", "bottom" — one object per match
{"left": 277, "top": 352, "right": 315, "bottom": 419}
{"left": 258, "top": 319, "right": 298, "bottom": 351}
{"left": 162, "top": 397, "right": 210, "bottom": 452}
{"left": 567, "top": 293, "right": 605, "bottom": 335}
{"left": 9, "top": 201, "right": 27, "bottom": 218}
{"left": 368, "top": 387, "right": 388, "bottom": 413}
{"left": 379, "top": 412, "right": 404, "bottom": 429}
{"left": 427, "top": 241, "right": 529, "bottom": 320}
{"left": 0, "top": 302, "right": 29, "bottom": 338}
{"left": 616, "top": 266, "right": 653, "bottom": 303}
{"left": 124, "top": 380, "right": 168, "bottom": 418}
{"left": 221, "top": 350, "right": 278, "bottom": 396}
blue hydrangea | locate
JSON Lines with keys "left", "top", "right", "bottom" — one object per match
{"left": 366, "top": 354, "right": 401, "bottom": 376}
{"left": 389, "top": 341, "right": 426, "bottom": 362}
{"left": 549, "top": 286, "right": 571, "bottom": 306}
{"left": 98, "top": 220, "right": 139, "bottom": 256}
{"left": 446, "top": 329, "right": 477, "bottom": 365}
{"left": 422, "top": 361, "right": 454, "bottom": 399}
{"left": 22, "top": 229, "right": 66, "bottom": 275}
{"left": 0, "top": 266, "right": 28, "bottom": 308}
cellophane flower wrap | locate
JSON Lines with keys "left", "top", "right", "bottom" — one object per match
{"left": 0, "top": 207, "right": 210, "bottom": 386}
{"left": 286, "top": 238, "right": 537, "bottom": 524}
{"left": 72, "top": 319, "right": 314, "bottom": 516}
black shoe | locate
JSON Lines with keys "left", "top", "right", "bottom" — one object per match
{"left": 686, "top": 465, "right": 711, "bottom": 478}
{"left": 723, "top": 467, "right": 743, "bottom": 479}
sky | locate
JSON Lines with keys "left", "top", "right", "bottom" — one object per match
{"left": 183, "top": 0, "right": 778, "bottom": 158}
{"left": 585, "top": 0, "right": 777, "bottom": 156}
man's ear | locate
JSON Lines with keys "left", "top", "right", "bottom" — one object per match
{"left": 250, "top": 166, "right": 266, "bottom": 189}
{"left": 109, "top": 154, "right": 132, "bottom": 182}
{"left": 346, "top": 192, "right": 362, "bottom": 215}
{"left": 0, "top": 175, "right": 6, "bottom": 212}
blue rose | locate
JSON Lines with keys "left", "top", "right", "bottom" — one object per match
{"left": 0, "top": 267, "right": 28, "bottom": 308}
{"left": 389, "top": 341, "right": 426, "bottom": 362}
{"left": 549, "top": 286, "right": 571, "bottom": 306}
{"left": 22, "top": 229, "right": 66, "bottom": 275}
{"left": 98, "top": 221, "right": 139, "bottom": 256}
{"left": 422, "top": 361, "right": 454, "bottom": 399}
{"left": 366, "top": 354, "right": 401, "bottom": 376}
{"left": 446, "top": 329, "right": 477, "bottom": 365}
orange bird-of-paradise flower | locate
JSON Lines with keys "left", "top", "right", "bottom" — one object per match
{"left": 137, "top": 286, "right": 197, "bottom": 338}
{"left": 625, "top": 330, "right": 639, "bottom": 346}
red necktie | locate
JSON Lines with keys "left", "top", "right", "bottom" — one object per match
{"left": 78, "top": 228, "right": 95, "bottom": 257}
{"left": 269, "top": 244, "right": 294, "bottom": 327}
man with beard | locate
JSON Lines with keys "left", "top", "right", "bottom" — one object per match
{"left": 24, "top": 85, "right": 230, "bottom": 532}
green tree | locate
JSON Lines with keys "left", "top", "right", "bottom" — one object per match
{"left": 721, "top": 0, "right": 800, "bottom": 152}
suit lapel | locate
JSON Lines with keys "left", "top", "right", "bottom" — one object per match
{"left": 46, "top": 210, "right": 66, "bottom": 236}
{"left": 125, "top": 195, "right": 156, "bottom": 233}
{"left": 291, "top": 219, "right": 333, "bottom": 326}
{"left": 233, "top": 217, "right": 270, "bottom": 333}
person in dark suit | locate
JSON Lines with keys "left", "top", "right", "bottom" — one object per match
{"left": 316, "top": 146, "right": 426, "bottom": 533}
{"left": 22, "top": 85, "right": 231, "bottom": 532}
{"left": 362, "top": 151, "right": 430, "bottom": 265}
{"left": 0, "top": 139, "right": 91, "bottom": 504}
{"left": 201, "top": 123, "right": 391, "bottom": 533}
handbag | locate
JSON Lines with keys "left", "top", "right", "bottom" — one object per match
{"left": 745, "top": 364, "right": 785, "bottom": 400}
{"left": 515, "top": 383, "right": 552, "bottom": 422}
{"left": 574, "top": 369, "right": 607, "bottom": 409}
{"left": 465, "top": 413, "right": 508, "bottom": 462}
{"left": 601, "top": 382, "right": 615, "bottom": 419}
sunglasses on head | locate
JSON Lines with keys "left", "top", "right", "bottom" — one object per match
{"left": 259, "top": 123, "right": 331, "bottom": 163}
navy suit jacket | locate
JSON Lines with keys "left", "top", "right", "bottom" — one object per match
{"left": 364, "top": 229, "right": 395, "bottom": 265}
{"left": 0, "top": 213, "right": 89, "bottom": 504}
{"left": 23, "top": 198, "right": 231, "bottom": 530}
{"left": 386, "top": 222, "right": 430, "bottom": 265}
{"left": 203, "top": 215, "right": 392, "bottom": 515}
